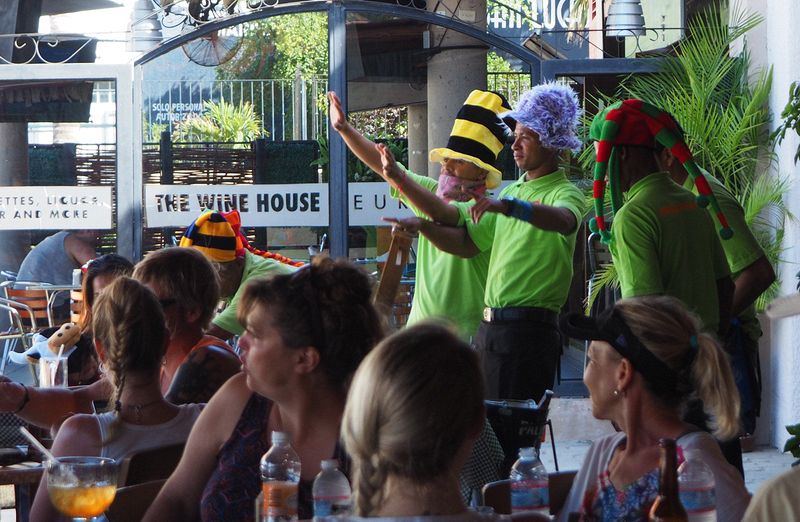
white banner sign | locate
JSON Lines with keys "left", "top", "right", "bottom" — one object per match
{"left": 145, "top": 183, "right": 418, "bottom": 227}
{"left": 0, "top": 186, "right": 113, "bottom": 230}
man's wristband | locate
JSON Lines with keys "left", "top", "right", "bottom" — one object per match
{"left": 13, "top": 384, "right": 29, "bottom": 414}
{"left": 502, "top": 197, "right": 534, "bottom": 222}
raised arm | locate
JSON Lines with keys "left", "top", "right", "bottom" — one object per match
{"left": 0, "top": 376, "right": 106, "bottom": 430}
{"left": 383, "top": 217, "right": 479, "bottom": 258}
{"left": 327, "top": 91, "right": 382, "bottom": 173}
{"left": 469, "top": 197, "right": 578, "bottom": 234}
{"left": 377, "top": 144, "right": 460, "bottom": 226}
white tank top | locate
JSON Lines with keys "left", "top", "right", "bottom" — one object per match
{"left": 95, "top": 403, "right": 204, "bottom": 460}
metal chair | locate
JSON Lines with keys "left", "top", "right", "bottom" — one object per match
{"left": 0, "top": 298, "right": 36, "bottom": 374}
{"left": 485, "top": 390, "right": 558, "bottom": 476}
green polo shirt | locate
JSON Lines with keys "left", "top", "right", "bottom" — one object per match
{"left": 612, "top": 172, "right": 731, "bottom": 333}
{"left": 212, "top": 250, "right": 298, "bottom": 335}
{"left": 390, "top": 166, "right": 490, "bottom": 339}
{"left": 683, "top": 168, "right": 765, "bottom": 338}
{"left": 458, "top": 169, "right": 585, "bottom": 311}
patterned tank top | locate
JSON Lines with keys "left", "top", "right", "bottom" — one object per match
{"left": 200, "top": 393, "right": 350, "bottom": 521}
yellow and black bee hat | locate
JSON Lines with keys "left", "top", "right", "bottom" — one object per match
{"left": 429, "top": 90, "right": 514, "bottom": 189}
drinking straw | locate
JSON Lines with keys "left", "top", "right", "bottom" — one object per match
{"left": 19, "top": 427, "right": 57, "bottom": 462}
{"left": 56, "top": 344, "right": 65, "bottom": 386}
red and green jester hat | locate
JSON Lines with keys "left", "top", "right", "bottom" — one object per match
{"left": 587, "top": 99, "right": 733, "bottom": 245}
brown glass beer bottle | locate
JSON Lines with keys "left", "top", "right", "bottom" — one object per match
{"left": 649, "top": 438, "right": 688, "bottom": 522}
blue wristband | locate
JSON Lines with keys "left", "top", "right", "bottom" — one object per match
{"left": 504, "top": 197, "right": 533, "bottom": 222}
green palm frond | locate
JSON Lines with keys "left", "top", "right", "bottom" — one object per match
{"left": 585, "top": 263, "right": 619, "bottom": 315}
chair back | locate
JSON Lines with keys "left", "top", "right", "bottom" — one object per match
{"left": 1, "top": 281, "right": 51, "bottom": 331}
{"left": 106, "top": 479, "right": 166, "bottom": 522}
{"left": 0, "top": 298, "right": 35, "bottom": 373}
{"left": 485, "top": 390, "right": 554, "bottom": 476}
{"left": 119, "top": 443, "right": 185, "bottom": 487}
{"left": 482, "top": 479, "right": 511, "bottom": 514}
{"left": 482, "top": 471, "right": 577, "bottom": 517}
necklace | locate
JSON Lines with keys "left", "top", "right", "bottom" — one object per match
{"left": 118, "top": 398, "right": 163, "bottom": 423}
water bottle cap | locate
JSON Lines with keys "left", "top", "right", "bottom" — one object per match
{"left": 320, "top": 459, "right": 339, "bottom": 470}
{"left": 518, "top": 447, "right": 537, "bottom": 458}
{"left": 271, "top": 431, "right": 290, "bottom": 444}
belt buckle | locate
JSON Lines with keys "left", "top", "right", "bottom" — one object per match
{"left": 483, "top": 308, "right": 492, "bottom": 322}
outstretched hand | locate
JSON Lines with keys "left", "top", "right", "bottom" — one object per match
{"left": 469, "top": 195, "right": 508, "bottom": 224}
{"left": 327, "top": 91, "right": 349, "bottom": 132}
{"left": 382, "top": 216, "right": 424, "bottom": 236}
{"left": 376, "top": 143, "right": 406, "bottom": 187}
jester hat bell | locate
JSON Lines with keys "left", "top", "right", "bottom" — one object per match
{"left": 589, "top": 99, "right": 733, "bottom": 244}
{"left": 429, "top": 90, "right": 514, "bottom": 189}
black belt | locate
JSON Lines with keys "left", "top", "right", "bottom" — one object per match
{"left": 482, "top": 306, "right": 558, "bottom": 324}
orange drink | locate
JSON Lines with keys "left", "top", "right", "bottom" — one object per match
{"left": 48, "top": 483, "right": 117, "bottom": 518}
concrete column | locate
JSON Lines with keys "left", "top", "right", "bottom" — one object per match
{"left": 0, "top": 122, "right": 30, "bottom": 274}
{"left": 426, "top": 0, "right": 487, "bottom": 178}
{"left": 407, "top": 104, "right": 428, "bottom": 176}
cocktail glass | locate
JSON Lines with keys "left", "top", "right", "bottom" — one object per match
{"left": 46, "top": 456, "right": 118, "bottom": 521}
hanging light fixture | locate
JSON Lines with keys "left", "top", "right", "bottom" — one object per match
{"left": 605, "top": 0, "right": 646, "bottom": 37}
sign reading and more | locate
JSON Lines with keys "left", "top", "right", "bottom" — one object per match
{"left": 0, "top": 186, "right": 113, "bottom": 230}
{"left": 145, "top": 183, "right": 418, "bottom": 227}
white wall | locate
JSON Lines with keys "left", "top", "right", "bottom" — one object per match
{"left": 742, "top": 0, "right": 800, "bottom": 449}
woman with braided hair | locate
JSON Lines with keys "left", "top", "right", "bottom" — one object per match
{"left": 557, "top": 296, "right": 749, "bottom": 521}
{"left": 29, "top": 276, "right": 204, "bottom": 522}
{"left": 145, "top": 257, "right": 384, "bottom": 522}
{"left": 340, "top": 323, "right": 510, "bottom": 521}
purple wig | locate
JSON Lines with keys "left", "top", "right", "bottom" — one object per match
{"left": 501, "top": 82, "right": 582, "bottom": 153}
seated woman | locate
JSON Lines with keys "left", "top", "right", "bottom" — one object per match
{"left": 29, "top": 277, "right": 203, "bottom": 522}
{"left": 341, "top": 322, "right": 515, "bottom": 521}
{"left": 557, "top": 295, "right": 750, "bottom": 522}
{"left": 144, "top": 257, "right": 384, "bottom": 521}
{"left": 0, "top": 247, "right": 239, "bottom": 425}
{"left": 132, "top": 247, "right": 241, "bottom": 403}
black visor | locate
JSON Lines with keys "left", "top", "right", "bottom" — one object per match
{"left": 559, "top": 307, "right": 680, "bottom": 393}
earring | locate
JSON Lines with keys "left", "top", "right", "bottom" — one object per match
{"left": 613, "top": 389, "right": 620, "bottom": 397}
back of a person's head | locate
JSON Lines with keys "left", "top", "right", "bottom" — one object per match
{"left": 341, "top": 322, "right": 484, "bottom": 516}
{"left": 615, "top": 295, "right": 740, "bottom": 439}
{"left": 80, "top": 253, "right": 134, "bottom": 330}
{"left": 92, "top": 276, "right": 167, "bottom": 386}
{"left": 133, "top": 247, "right": 220, "bottom": 329}
{"left": 237, "top": 256, "right": 383, "bottom": 386}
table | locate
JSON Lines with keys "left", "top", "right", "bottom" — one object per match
{"left": 0, "top": 461, "right": 44, "bottom": 522}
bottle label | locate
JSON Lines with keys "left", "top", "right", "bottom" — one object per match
{"left": 510, "top": 479, "right": 549, "bottom": 512}
{"left": 313, "top": 496, "right": 351, "bottom": 516}
{"left": 679, "top": 486, "right": 716, "bottom": 513}
{"left": 262, "top": 481, "right": 299, "bottom": 517}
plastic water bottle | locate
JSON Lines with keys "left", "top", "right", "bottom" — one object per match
{"left": 259, "top": 431, "right": 302, "bottom": 522}
{"left": 509, "top": 447, "right": 549, "bottom": 515}
{"left": 678, "top": 458, "right": 716, "bottom": 522}
{"left": 312, "top": 459, "right": 352, "bottom": 519}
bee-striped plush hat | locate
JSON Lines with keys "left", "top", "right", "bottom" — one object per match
{"left": 429, "top": 90, "right": 514, "bottom": 189}
{"left": 180, "top": 209, "right": 304, "bottom": 267}
{"left": 588, "top": 99, "right": 733, "bottom": 244}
